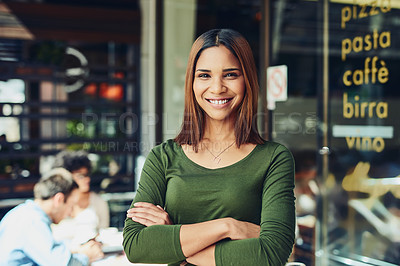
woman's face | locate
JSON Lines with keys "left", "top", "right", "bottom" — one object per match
{"left": 193, "top": 45, "right": 245, "bottom": 123}
{"left": 71, "top": 167, "right": 91, "bottom": 193}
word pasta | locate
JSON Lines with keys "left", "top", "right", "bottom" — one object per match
{"left": 341, "top": 29, "right": 391, "bottom": 61}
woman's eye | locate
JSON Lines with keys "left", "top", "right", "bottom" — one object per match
{"left": 225, "top": 72, "right": 238, "bottom": 78}
{"left": 198, "top": 73, "right": 210, "bottom": 78}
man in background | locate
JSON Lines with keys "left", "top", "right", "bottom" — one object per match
{"left": 0, "top": 168, "right": 104, "bottom": 265}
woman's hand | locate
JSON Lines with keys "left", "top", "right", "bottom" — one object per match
{"left": 126, "top": 202, "right": 173, "bottom": 226}
{"left": 226, "top": 218, "right": 260, "bottom": 240}
{"left": 179, "top": 217, "right": 259, "bottom": 259}
{"left": 181, "top": 218, "right": 258, "bottom": 265}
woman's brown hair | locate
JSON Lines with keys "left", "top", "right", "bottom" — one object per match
{"left": 174, "top": 29, "right": 264, "bottom": 151}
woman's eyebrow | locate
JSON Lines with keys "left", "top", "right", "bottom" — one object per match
{"left": 196, "top": 69, "right": 211, "bottom": 72}
{"left": 223, "top": 68, "right": 240, "bottom": 72}
{"left": 195, "top": 68, "right": 241, "bottom": 72}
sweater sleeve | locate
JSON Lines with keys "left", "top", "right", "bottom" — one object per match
{"left": 122, "top": 147, "right": 186, "bottom": 264}
{"left": 214, "top": 144, "right": 296, "bottom": 266}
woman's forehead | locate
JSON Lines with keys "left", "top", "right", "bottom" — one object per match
{"left": 196, "top": 46, "right": 240, "bottom": 68}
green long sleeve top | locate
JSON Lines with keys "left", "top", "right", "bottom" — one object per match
{"left": 123, "top": 139, "right": 295, "bottom": 266}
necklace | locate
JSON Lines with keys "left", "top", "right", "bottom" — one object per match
{"left": 203, "top": 141, "right": 235, "bottom": 164}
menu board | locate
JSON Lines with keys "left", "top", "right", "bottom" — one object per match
{"left": 332, "top": 0, "right": 398, "bottom": 153}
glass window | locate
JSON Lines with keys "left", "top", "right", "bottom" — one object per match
{"left": 0, "top": 1, "right": 141, "bottom": 203}
{"left": 269, "top": 1, "right": 320, "bottom": 264}
{"left": 326, "top": 1, "right": 400, "bottom": 265}
{"left": 270, "top": 0, "right": 400, "bottom": 265}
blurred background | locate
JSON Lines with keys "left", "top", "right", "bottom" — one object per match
{"left": 0, "top": 0, "right": 399, "bottom": 265}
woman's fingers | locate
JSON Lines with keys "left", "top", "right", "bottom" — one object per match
{"left": 127, "top": 209, "right": 162, "bottom": 226}
{"left": 131, "top": 215, "right": 159, "bottom": 227}
{"left": 126, "top": 202, "right": 173, "bottom": 226}
{"left": 127, "top": 203, "right": 164, "bottom": 216}
{"left": 127, "top": 205, "right": 168, "bottom": 220}
{"left": 128, "top": 208, "right": 167, "bottom": 223}
{"left": 127, "top": 202, "right": 161, "bottom": 217}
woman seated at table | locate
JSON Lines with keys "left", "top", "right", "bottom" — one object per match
{"left": 51, "top": 150, "right": 110, "bottom": 247}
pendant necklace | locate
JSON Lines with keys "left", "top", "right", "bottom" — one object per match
{"left": 203, "top": 141, "right": 235, "bottom": 164}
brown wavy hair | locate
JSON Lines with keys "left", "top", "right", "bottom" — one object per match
{"left": 174, "top": 29, "right": 264, "bottom": 151}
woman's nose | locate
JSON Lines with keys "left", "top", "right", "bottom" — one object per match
{"left": 209, "top": 77, "right": 226, "bottom": 94}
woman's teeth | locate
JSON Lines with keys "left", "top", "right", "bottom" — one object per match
{"left": 209, "top": 99, "right": 229, "bottom": 105}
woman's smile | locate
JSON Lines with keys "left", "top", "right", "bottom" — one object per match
{"left": 206, "top": 97, "right": 233, "bottom": 107}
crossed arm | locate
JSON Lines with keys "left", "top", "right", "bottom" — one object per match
{"left": 126, "top": 202, "right": 260, "bottom": 266}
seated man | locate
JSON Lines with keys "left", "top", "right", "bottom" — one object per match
{"left": 0, "top": 168, "right": 104, "bottom": 266}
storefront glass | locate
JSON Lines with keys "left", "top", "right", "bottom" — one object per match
{"left": 323, "top": 0, "right": 400, "bottom": 265}
{"left": 0, "top": 1, "right": 141, "bottom": 202}
{"left": 270, "top": 0, "right": 400, "bottom": 265}
{"left": 268, "top": 1, "right": 319, "bottom": 264}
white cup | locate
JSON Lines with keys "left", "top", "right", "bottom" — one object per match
{"left": 285, "top": 263, "right": 306, "bottom": 266}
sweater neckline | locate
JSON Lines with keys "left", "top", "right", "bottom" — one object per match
{"left": 176, "top": 141, "right": 263, "bottom": 171}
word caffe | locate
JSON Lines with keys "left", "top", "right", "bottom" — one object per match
{"left": 342, "top": 56, "right": 389, "bottom": 86}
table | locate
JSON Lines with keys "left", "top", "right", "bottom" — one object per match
{"left": 93, "top": 253, "right": 167, "bottom": 266}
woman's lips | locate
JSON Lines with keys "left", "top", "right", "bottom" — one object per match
{"left": 206, "top": 98, "right": 233, "bottom": 105}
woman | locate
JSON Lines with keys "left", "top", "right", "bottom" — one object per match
{"left": 52, "top": 150, "right": 110, "bottom": 247}
{"left": 123, "top": 29, "right": 295, "bottom": 266}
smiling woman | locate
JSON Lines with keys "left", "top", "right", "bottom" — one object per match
{"left": 123, "top": 29, "right": 296, "bottom": 266}
{"left": 175, "top": 29, "right": 262, "bottom": 153}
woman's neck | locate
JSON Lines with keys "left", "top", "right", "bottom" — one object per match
{"left": 203, "top": 118, "right": 235, "bottom": 143}
{"left": 75, "top": 191, "right": 90, "bottom": 210}
{"left": 79, "top": 191, "right": 90, "bottom": 200}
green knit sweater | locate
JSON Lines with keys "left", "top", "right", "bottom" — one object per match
{"left": 123, "top": 139, "right": 295, "bottom": 266}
